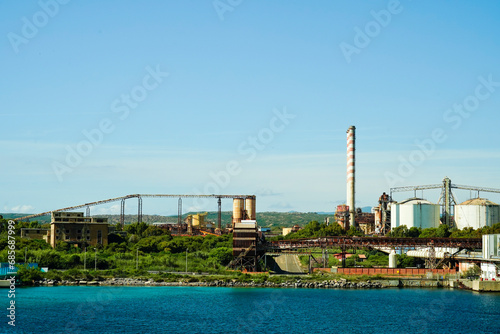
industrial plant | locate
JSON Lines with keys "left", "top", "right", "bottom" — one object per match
{"left": 10, "top": 125, "right": 500, "bottom": 287}
{"left": 335, "top": 125, "right": 500, "bottom": 235}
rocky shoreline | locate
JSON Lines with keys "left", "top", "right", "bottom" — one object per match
{"left": 34, "top": 277, "right": 385, "bottom": 289}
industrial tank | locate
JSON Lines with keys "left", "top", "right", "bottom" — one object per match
{"left": 245, "top": 196, "right": 256, "bottom": 220}
{"left": 388, "top": 251, "right": 397, "bottom": 268}
{"left": 455, "top": 198, "right": 500, "bottom": 229}
{"left": 391, "top": 198, "right": 440, "bottom": 230}
{"left": 232, "top": 198, "right": 245, "bottom": 225}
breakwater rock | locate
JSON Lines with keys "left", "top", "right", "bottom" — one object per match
{"left": 34, "top": 278, "right": 384, "bottom": 289}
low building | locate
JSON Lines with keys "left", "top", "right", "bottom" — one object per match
{"left": 282, "top": 224, "right": 302, "bottom": 236}
{"left": 50, "top": 212, "right": 109, "bottom": 248}
{"left": 191, "top": 213, "right": 208, "bottom": 227}
{"left": 332, "top": 253, "right": 354, "bottom": 260}
{"left": 358, "top": 212, "right": 375, "bottom": 235}
{"left": 20, "top": 228, "right": 50, "bottom": 243}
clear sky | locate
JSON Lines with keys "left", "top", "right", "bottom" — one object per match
{"left": 1, "top": 0, "right": 500, "bottom": 216}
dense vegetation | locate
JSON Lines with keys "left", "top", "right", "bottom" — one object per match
{"left": 0, "top": 211, "right": 334, "bottom": 232}
{"left": 1, "top": 215, "right": 496, "bottom": 285}
{"left": 0, "top": 219, "right": 233, "bottom": 279}
{"left": 270, "top": 221, "right": 363, "bottom": 241}
{"left": 388, "top": 223, "right": 500, "bottom": 238}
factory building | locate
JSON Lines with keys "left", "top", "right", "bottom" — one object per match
{"left": 455, "top": 198, "right": 500, "bottom": 230}
{"left": 20, "top": 228, "right": 50, "bottom": 243}
{"left": 335, "top": 205, "right": 350, "bottom": 229}
{"left": 391, "top": 198, "right": 440, "bottom": 230}
{"left": 282, "top": 225, "right": 301, "bottom": 236}
{"left": 357, "top": 211, "right": 375, "bottom": 234}
{"left": 190, "top": 213, "right": 208, "bottom": 228}
{"left": 50, "top": 212, "right": 109, "bottom": 248}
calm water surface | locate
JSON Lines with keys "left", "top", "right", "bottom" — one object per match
{"left": 3, "top": 286, "right": 500, "bottom": 334}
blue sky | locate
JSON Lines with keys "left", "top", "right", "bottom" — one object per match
{"left": 1, "top": 0, "right": 500, "bottom": 216}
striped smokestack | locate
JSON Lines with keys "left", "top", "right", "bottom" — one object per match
{"left": 346, "top": 126, "right": 356, "bottom": 228}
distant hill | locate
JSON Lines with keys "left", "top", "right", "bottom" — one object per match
{"left": 0, "top": 213, "right": 51, "bottom": 223}
{"left": 93, "top": 211, "right": 334, "bottom": 231}
{"left": 2, "top": 211, "right": 335, "bottom": 230}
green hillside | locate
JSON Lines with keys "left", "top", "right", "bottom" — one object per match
{"left": 2, "top": 211, "right": 333, "bottom": 231}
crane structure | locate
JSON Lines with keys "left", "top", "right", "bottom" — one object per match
{"left": 390, "top": 177, "right": 500, "bottom": 227}
{"left": 13, "top": 194, "right": 255, "bottom": 231}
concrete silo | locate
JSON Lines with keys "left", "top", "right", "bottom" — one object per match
{"left": 455, "top": 198, "right": 500, "bottom": 229}
{"left": 245, "top": 196, "right": 256, "bottom": 220}
{"left": 232, "top": 198, "right": 245, "bottom": 226}
{"left": 391, "top": 198, "right": 440, "bottom": 230}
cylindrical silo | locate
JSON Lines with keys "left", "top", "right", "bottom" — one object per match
{"left": 389, "top": 250, "right": 397, "bottom": 268}
{"left": 391, "top": 198, "right": 440, "bottom": 230}
{"left": 232, "top": 198, "right": 244, "bottom": 226}
{"left": 245, "top": 196, "right": 256, "bottom": 220}
{"left": 455, "top": 198, "right": 500, "bottom": 230}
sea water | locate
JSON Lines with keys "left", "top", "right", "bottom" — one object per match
{"left": 3, "top": 286, "right": 500, "bottom": 334}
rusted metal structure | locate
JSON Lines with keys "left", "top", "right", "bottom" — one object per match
{"left": 268, "top": 236, "right": 481, "bottom": 269}
{"left": 335, "top": 205, "right": 350, "bottom": 229}
{"left": 14, "top": 194, "right": 255, "bottom": 231}
{"left": 228, "top": 220, "right": 265, "bottom": 272}
{"left": 375, "top": 192, "right": 392, "bottom": 235}
{"left": 268, "top": 237, "right": 481, "bottom": 252}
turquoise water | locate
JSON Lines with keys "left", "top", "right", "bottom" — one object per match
{"left": 3, "top": 286, "right": 500, "bottom": 334}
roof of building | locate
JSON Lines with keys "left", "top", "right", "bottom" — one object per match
{"left": 398, "top": 198, "right": 435, "bottom": 205}
{"left": 458, "top": 198, "right": 499, "bottom": 206}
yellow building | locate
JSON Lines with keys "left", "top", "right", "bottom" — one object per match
{"left": 50, "top": 212, "right": 109, "bottom": 248}
{"left": 191, "top": 213, "right": 208, "bottom": 228}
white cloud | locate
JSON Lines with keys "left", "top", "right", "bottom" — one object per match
{"left": 92, "top": 204, "right": 121, "bottom": 215}
{"left": 268, "top": 201, "right": 293, "bottom": 210}
{"left": 4, "top": 205, "right": 35, "bottom": 213}
{"left": 255, "top": 188, "right": 282, "bottom": 197}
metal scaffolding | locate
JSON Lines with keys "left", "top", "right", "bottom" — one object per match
{"left": 13, "top": 193, "right": 256, "bottom": 230}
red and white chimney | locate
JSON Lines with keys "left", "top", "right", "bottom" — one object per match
{"left": 346, "top": 126, "right": 356, "bottom": 227}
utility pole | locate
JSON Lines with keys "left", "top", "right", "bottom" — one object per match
{"left": 24, "top": 248, "right": 27, "bottom": 264}
{"left": 136, "top": 248, "right": 139, "bottom": 270}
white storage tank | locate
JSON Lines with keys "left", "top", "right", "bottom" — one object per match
{"left": 455, "top": 198, "right": 500, "bottom": 230}
{"left": 389, "top": 250, "right": 397, "bottom": 268}
{"left": 391, "top": 198, "right": 440, "bottom": 230}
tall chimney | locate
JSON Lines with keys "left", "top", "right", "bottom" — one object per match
{"left": 346, "top": 126, "right": 356, "bottom": 228}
